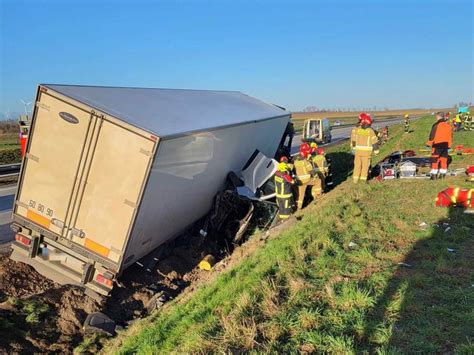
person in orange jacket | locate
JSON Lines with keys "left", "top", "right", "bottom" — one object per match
{"left": 426, "top": 112, "right": 453, "bottom": 179}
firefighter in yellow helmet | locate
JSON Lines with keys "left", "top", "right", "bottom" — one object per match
{"left": 274, "top": 157, "right": 296, "bottom": 219}
{"left": 404, "top": 114, "right": 410, "bottom": 133}
{"left": 454, "top": 113, "right": 462, "bottom": 131}
{"left": 351, "top": 113, "right": 379, "bottom": 183}
{"left": 309, "top": 142, "right": 328, "bottom": 191}
{"left": 294, "top": 143, "right": 319, "bottom": 209}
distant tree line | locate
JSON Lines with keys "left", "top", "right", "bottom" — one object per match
{"left": 0, "top": 119, "right": 20, "bottom": 134}
{"left": 454, "top": 101, "right": 472, "bottom": 108}
{"left": 302, "top": 106, "right": 392, "bottom": 112}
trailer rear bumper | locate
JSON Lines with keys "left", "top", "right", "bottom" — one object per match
{"left": 10, "top": 220, "right": 116, "bottom": 298}
{"left": 11, "top": 242, "right": 111, "bottom": 298}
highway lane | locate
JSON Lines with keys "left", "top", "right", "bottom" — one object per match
{"left": 290, "top": 116, "right": 418, "bottom": 154}
{"left": 0, "top": 184, "right": 17, "bottom": 245}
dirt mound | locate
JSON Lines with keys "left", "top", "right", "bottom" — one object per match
{"left": 0, "top": 253, "right": 100, "bottom": 353}
{"left": 0, "top": 254, "right": 56, "bottom": 298}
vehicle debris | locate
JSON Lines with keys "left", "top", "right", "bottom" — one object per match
{"left": 198, "top": 254, "right": 216, "bottom": 271}
{"left": 418, "top": 222, "right": 428, "bottom": 230}
{"left": 83, "top": 312, "right": 116, "bottom": 337}
{"left": 145, "top": 291, "right": 171, "bottom": 314}
{"left": 397, "top": 262, "right": 413, "bottom": 268}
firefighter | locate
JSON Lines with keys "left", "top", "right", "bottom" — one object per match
{"left": 404, "top": 114, "right": 410, "bottom": 133}
{"left": 436, "top": 187, "right": 474, "bottom": 209}
{"left": 294, "top": 143, "right": 319, "bottom": 209}
{"left": 454, "top": 113, "right": 462, "bottom": 132}
{"left": 280, "top": 155, "right": 294, "bottom": 171}
{"left": 310, "top": 142, "right": 328, "bottom": 191}
{"left": 466, "top": 166, "right": 474, "bottom": 182}
{"left": 350, "top": 113, "right": 379, "bottom": 183}
{"left": 426, "top": 112, "right": 452, "bottom": 180}
{"left": 274, "top": 159, "right": 296, "bottom": 219}
{"left": 464, "top": 111, "right": 473, "bottom": 131}
{"left": 379, "top": 126, "right": 389, "bottom": 144}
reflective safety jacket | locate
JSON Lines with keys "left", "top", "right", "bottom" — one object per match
{"left": 427, "top": 119, "right": 452, "bottom": 149}
{"left": 274, "top": 171, "right": 295, "bottom": 219}
{"left": 274, "top": 171, "right": 294, "bottom": 199}
{"left": 294, "top": 157, "right": 315, "bottom": 184}
{"left": 351, "top": 127, "right": 378, "bottom": 153}
{"left": 436, "top": 187, "right": 473, "bottom": 208}
{"left": 454, "top": 115, "right": 462, "bottom": 123}
{"left": 311, "top": 154, "right": 329, "bottom": 175}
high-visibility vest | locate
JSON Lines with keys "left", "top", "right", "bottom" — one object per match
{"left": 436, "top": 187, "right": 474, "bottom": 208}
{"left": 294, "top": 157, "right": 314, "bottom": 184}
{"left": 312, "top": 155, "right": 328, "bottom": 175}
{"left": 274, "top": 172, "right": 294, "bottom": 199}
{"left": 274, "top": 171, "right": 294, "bottom": 219}
{"left": 351, "top": 127, "right": 378, "bottom": 152}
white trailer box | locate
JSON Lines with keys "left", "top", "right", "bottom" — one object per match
{"left": 11, "top": 84, "right": 290, "bottom": 296}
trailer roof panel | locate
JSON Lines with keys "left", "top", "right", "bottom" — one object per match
{"left": 43, "top": 84, "right": 288, "bottom": 137}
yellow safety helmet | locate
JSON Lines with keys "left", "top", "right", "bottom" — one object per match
{"left": 278, "top": 162, "right": 289, "bottom": 172}
{"left": 310, "top": 142, "right": 318, "bottom": 148}
{"left": 404, "top": 114, "right": 409, "bottom": 118}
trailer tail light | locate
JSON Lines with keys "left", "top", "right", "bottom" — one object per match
{"left": 15, "top": 234, "right": 31, "bottom": 246}
{"left": 96, "top": 273, "right": 114, "bottom": 288}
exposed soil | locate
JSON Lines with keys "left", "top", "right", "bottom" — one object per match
{"left": 0, "top": 253, "right": 100, "bottom": 353}
{"left": 0, "top": 209, "right": 282, "bottom": 353}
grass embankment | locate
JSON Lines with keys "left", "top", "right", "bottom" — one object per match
{"left": 105, "top": 116, "right": 473, "bottom": 354}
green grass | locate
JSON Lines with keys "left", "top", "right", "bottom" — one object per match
{"left": 9, "top": 297, "right": 51, "bottom": 325}
{"left": 0, "top": 133, "right": 20, "bottom": 151}
{"left": 104, "top": 116, "right": 474, "bottom": 354}
{"left": 0, "top": 133, "right": 21, "bottom": 165}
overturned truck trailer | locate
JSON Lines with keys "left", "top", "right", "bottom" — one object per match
{"left": 11, "top": 84, "right": 290, "bottom": 296}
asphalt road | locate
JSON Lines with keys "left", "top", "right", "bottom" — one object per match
{"left": 290, "top": 116, "right": 417, "bottom": 154}
{"left": 0, "top": 185, "right": 17, "bottom": 245}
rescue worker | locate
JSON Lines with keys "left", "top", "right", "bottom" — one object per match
{"left": 274, "top": 158, "right": 296, "bottom": 220}
{"left": 404, "top": 114, "right": 410, "bottom": 133}
{"left": 426, "top": 112, "right": 452, "bottom": 179}
{"left": 294, "top": 143, "right": 319, "bottom": 209}
{"left": 350, "top": 113, "right": 379, "bottom": 183}
{"left": 309, "top": 142, "right": 328, "bottom": 191}
{"left": 381, "top": 126, "right": 389, "bottom": 143}
{"left": 464, "top": 111, "right": 473, "bottom": 131}
{"left": 466, "top": 166, "right": 474, "bottom": 182}
{"left": 454, "top": 113, "right": 462, "bottom": 132}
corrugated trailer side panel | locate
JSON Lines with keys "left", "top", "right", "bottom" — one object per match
{"left": 121, "top": 115, "right": 289, "bottom": 270}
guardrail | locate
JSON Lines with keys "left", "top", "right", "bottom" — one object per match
{"left": 0, "top": 163, "right": 21, "bottom": 179}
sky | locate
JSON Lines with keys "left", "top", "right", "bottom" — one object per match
{"left": 0, "top": 0, "right": 473, "bottom": 116}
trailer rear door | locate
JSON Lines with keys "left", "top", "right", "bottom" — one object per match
{"left": 68, "top": 121, "right": 155, "bottom": 263}
{"left": 15, "top": 92, "right": 93, "bottom": 235}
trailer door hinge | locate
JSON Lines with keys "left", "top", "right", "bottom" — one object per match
{"left": 15, "top": 200, "right": 29, "bottom": 209}
{"left": 124, "top": 199, "right": 137, "bottom": 208}
{"left": 25, "top": 153, "right": 39, "bottom": 162}
{"left": 36, "top": 102, "right": 50, "bottom": 111}
{"left": 139, "top": 148, "right": 152, "bottom": 157}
